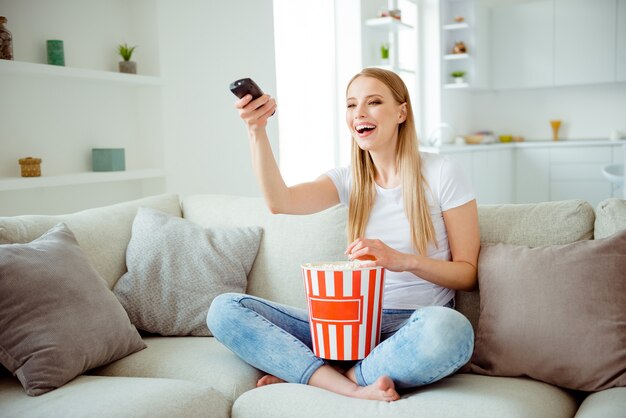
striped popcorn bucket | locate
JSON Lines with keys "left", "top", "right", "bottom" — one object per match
{"left": 301, "top": 262, "right": 385, "bottom": 361}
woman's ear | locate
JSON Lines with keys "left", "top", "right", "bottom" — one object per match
{"left": 398, "top": 103, "right": 408, "bottom": 123}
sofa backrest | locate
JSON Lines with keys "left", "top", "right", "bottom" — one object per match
{"left": 0, "top": 193, "right": 604, "bottom": 327}
{"left": 182, "top": 195, "right": 347, "bottom": 309}
{"left": 183, "top": 196, "right": 601, "bottom": 325}
{"left": 457, "top": 199, "right": 595, "bottom": 331}
{"left": 0, "top": 194, "right": 181, "bottom": 289}
{"left": 594, "top": 198, "right": 626, "bottom": 239}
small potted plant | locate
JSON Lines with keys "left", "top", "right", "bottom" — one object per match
{"left": 380, "top": 43, "right": 390, "bottom": 64}
{"left": 117, "top": 43, "right": 137, "bottom": 74}
{"left": 451, "top": 71, "right": 466, "bottom": 84}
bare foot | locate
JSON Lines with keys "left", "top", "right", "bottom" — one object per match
{"left": 352, "top": 376, "right": 400, "bottom": 402}
{"left": 308, "top": 365, "right": 399, "bottom": 402}
{"left": 256, "top": 374, "right": 286, "bottom": 387}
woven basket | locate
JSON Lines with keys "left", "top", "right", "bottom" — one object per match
{"left": 19, "top": 157, "right": 42, "bottom": 177}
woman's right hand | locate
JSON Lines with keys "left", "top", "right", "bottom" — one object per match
{"left": 236, "top": 91, "right": 338, "bottom": 216}
{"left": 235, "top": 94, "right": 277, "bottom": 133}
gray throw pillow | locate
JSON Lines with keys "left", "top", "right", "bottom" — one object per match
{"left": 471, "top": 229, "right": 626, "bottom": 391}
{"left": 0, "top": 223, "right": 146, "bottom": 396}
{"left": 113, "top": 207, "right": 262, "bottom": 336}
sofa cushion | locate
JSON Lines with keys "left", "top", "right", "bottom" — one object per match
{"left": 477, "top": 199, "right": 595, "bottom": 246}
{"left": 232, "top": 374, "right": 577, "bottom": 418}
{"left": 0, "top": 194, "right": 181, "bottom": 289}
{"left": 0, "top": 224, "right": 146, "bottom": 396}
{"left": 182, "top": 195, "right": 347, "bottom": 309}
{"left": 574, "top": 387, "right": 626, "bottom": 418}
{"left": 113, "top": 208, "right": 262, "bottom": 336}
{"left": 595, "top": 198, "right": 626, "bottom": 239}
{"left": 471, "top": 229, "right": 626, "bottom": 391}
{"left": 456, "top": 199, "right": 596, "bottom": 333}
{"left": 0, "top": 375, "right": 230, "bottom": 418}
{"left": 91, "top": 336, "right": 261, "bottom": 402}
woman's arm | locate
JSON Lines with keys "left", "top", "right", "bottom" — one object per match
{"left": 346, "top": 199, "right": 480, "bottom": 291}
{"left": 237, "top": 94, "right": 339, "bottom": 215}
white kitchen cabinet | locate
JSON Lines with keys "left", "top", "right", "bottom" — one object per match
{"left": 549, "top": 146, "right": 614, "bottom": 206}
{"left": 472, "top": 148, "right": 513, "bottom": 204}
{"left": 550, "top": 181, "right": 611, "bottom": 206}
{"left": 490, "top": 0, "right": 554, "bottom": 90}
{"left": 554, "top": 0, "right": 617, "bottom": 86}
{"left": 517, "top": 143, "right": 620, "bottom": 207}
{"left": 618, "top": 0, "right": 626, "bottom": 82}
{"left": 425, "top": 141, "right": 625, "bottom": 206}
{"left": 490, "top": 0, "right": 623, "bottom": 88}
{"left": 515, "top": 148, "right": 550, "bottom": 203}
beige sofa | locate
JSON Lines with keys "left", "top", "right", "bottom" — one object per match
{"left": 0, "top": 194, "right": 625, "bottom": 418}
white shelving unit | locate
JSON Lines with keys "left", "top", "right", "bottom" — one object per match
{"left": 362, "top": 0, "right": 417, "bottom": 76}
{"left": 0, "top": 169, "right": 166, "bottom": 192}
{"left": 0, "top": 0, "right": 165, "bottom": 216}
{"left": 0, "top": 59, "right": 161, "bottom": 86}
{"left": 440, "top": 0, "right": 488, "bottom": 90}
{"left": 444, "top": 81, "right": 470, "bottom": 89}
{"left": 365, "top": 16, "right": 414, "bottom": 31}
{"left": 364, "top": 16, "right": 414, "bottom": 74}
{"left": 443, "top": 53, "right": 470, "bottom": 60}
{"left": 443, "top": 22, "right": 470, "bottom": 30}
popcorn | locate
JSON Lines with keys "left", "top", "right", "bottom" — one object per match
{"left": 302, "top": 260, "right": 374, "bottom": 271}
{"left": 301, "top": 261, "right": 385, "bottom": 360}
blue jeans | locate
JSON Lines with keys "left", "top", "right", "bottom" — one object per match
{"left": 207, "top": 293, "right": 474, "bottom": 390}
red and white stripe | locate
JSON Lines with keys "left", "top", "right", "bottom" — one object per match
{"left": 302, "top": 266, "right": 385, "bottom": 360}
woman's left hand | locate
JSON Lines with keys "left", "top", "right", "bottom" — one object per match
{"left": 345, "top": 238, "right": 410, "bottom": 272}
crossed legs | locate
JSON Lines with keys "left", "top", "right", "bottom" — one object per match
{"left": 207, "top": 293, "right": 473, "bottom": 401}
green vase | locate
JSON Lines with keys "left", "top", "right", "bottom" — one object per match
{"left": 46, "top": 40, "right": 65, "bottom": 66}
{"left": 380, "top": 44, "right": 390, "bottom": 60}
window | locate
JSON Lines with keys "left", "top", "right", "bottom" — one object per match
{"left": 273, "top": 0, "right": 337, "bottom": 185}
{"left": 273, "top": 0, "right": 420, "bottom": 183}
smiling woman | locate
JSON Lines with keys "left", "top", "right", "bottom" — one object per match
{"left": 217, "top": 65, "right": 479, "bottom": 402}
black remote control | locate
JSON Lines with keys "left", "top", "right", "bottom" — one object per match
{"left": 229, "top": 78, "right": 274, "bottom": 116}
{"left": 229, "top": 78, "right": 265, "bottom": 100}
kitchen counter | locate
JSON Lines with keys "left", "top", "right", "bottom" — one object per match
{"left": 422, "top": 139, "right": 626, "bottom": 154}
{"left": 420, "top": 139, "right": 624, "bottom": 206}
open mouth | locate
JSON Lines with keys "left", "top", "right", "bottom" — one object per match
{"left": 355, "top": 123, "right": 376, "bottom": 135}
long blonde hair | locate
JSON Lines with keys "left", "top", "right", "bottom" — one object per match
{"left": 347, "top": 68, "right": 435, "bottom": 255}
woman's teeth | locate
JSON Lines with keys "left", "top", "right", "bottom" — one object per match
{"left": 356, "top": 124, "right": 376, "bottom": 134}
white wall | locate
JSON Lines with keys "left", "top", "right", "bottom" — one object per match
{"left": 418, "top": 0, "right": 444, "bottom": 143}
{"left": 0, "top": 0, "right": 164, "bottom": 216}
{"left": 157, "top": 0, "right": 278, "bottom": 198}
{"left": 0, "top": 0, "right": 159, "bottom": 75}
{"left": 437, "top": 0, "right": 626, "bottom": 141}
{"left": 458, "top": 83, "right": 626, "bottom": 140}
{"left": 335, "top": 1, "right": 364, "bottom": 167}
{"left": 273, "top": 0, "right": 337, "bottom": 185}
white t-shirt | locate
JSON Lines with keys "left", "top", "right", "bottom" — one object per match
{"left": 325, "top": 152, "right": 475, "bottom": 309}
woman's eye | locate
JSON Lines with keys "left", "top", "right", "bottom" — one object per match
{"left": 346, "top": 103, "right": 356, "bottom": 108}
{"left": 369, "top": 101, "right": 381, "bottom": 105}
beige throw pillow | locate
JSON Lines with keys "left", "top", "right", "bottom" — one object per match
{"left": 595, "top": 198, "right": 626, "bottom": 239}
{"left": 0, "top": 223, "right": 146, "bottom": 396}
{"left": 113, "top": 208, "right": 262, "bottom": 336}
{"left": 471, "top": 230, "right": 626, "bottom": 391}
